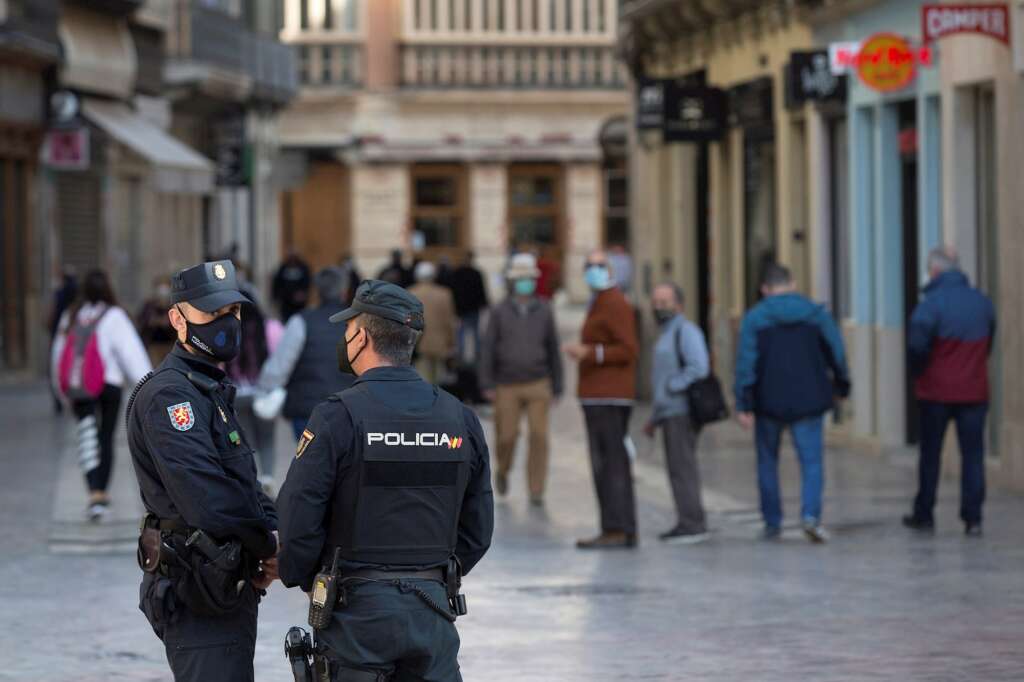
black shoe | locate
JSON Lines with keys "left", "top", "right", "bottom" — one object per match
{"left": 763, "top": 526, "right": 782, "bottom": 541}
{"left": 902, "top": 515, "right": 935, "bottom": 532}
{"left": 576, "top": 532, "right": 637, "bottom": 549}
{"left": 494, "top": 473, "right": 508, "bottom": 497}
{"left": 965, "top": 523, "right": 983, "bottom": 537}
{"left": 659, "top": 527, "right": 710, "bottom": 545}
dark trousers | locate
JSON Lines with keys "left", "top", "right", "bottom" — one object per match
{"left": 140, "top": 574, "right": 258, "bottom": 682}
{"left": 582, "top": 405, "right": 637, "bottom": 535}
{"left": 72, "top": 383, "right": 122, "bottom": 493}
{"left": 320, "top": 579, "right": 462, "bottom": 681}
{"left": 914, "top": 400, "right": 988, "bottom": 525}
{"left": 661, "top": 414, "right": 707, "bottom": 534}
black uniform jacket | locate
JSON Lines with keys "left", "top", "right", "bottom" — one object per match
{"left": 277, "top": 366, "right": 494, "bottom": 591}
{"left": 128, "top": 343, "right": 278, "bottom": 559}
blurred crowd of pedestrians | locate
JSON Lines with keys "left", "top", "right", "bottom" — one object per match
{"left": 47, "top": 238, "right": 996, "bottom": 544}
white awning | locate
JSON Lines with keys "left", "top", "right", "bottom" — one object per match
{"left": 82, "top": 99, "right": 214, "bottom": 194}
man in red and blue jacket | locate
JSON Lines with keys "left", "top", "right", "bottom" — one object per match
{"left": 904, "top": 248, "right": 995, "bottom": 537}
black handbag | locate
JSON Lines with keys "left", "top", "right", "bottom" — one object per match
{"left": 674, "top": 327, "right": 729, "bottom": 427}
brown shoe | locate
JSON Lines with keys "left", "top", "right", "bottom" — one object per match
{"left": 575, "top": 532, "right": 637, "bottom": 549}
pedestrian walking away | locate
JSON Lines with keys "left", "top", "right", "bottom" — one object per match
{"left": 565, "top": 249, "right": 639, "bottom": 549}
{"left": 227, "top": 282, "right": 280, "bottom": 494}
{"left": 51, "top": 269, "right": 151, "bottom": 522}
{"left": 272, "top": 250, "right": 312, "bottom": 322}
{"left": 126, "top": 260, "right": 280, "bottom": 682}
{"left": 903, "top": 247, "right": 996, "bottom": 537}
{"left": 450, "top": 251, "right": 489, "bottom": 364}
{"left": 733, "top": 263, "right": 850, "bottom": 543}
{"left": 479, "top": 253, "right": 563, "bottom": 505}
{"left": 259, "top": 267, "right": 356, "bottom": 441}
{"left": 409, "top": 260, "right": 458, "bottom": 385}
{"left": 276, "top": 279, "right": 494, "bottom": 681}
{"left": 643, "top": 283, "right": 710, "bottom": 544}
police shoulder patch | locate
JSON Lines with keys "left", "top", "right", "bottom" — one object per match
{"left": 296, "top": 429, "right": 315, "bottom": 458}
{"left": 167, "top": 402, "right": 195, "bottom": 431}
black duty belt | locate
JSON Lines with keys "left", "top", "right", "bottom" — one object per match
{"left": 342, "top": 568, "right": 443, "bottom": 582}
{"left": 141, "top": 513, "right": 192, "bottom": 536}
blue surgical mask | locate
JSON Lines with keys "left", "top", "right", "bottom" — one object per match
{"left": 584, "top": 265, "right": 612, "bottom": 291}
{"left": 513, "top": 278, "right": 537, "bottom": 296}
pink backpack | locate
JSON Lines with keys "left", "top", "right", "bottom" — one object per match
{"left": 58, "top": 307, "right": 109, "bottom": 401}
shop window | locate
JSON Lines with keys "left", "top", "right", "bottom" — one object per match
{"left": 508, "top": 165, "right": 563, "bottom": 250}
{"left": 412, "top": 165, "right": 466, "bottom": 250}
{"left": 743, "top": 133, "right": 777, "bottom": 307}
{"left": 829, "top": 116, "right": 851, "bottom": 320}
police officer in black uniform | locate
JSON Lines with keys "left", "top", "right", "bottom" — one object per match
{"left": 277, "top": 280, "right": 494, "bottom": 681}
{"left": 127, "top": 260, "right": 279, "bottom": 682}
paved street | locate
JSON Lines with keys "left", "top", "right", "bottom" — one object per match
{"left": 1, "top": 368, "right": 1023, "bottom": 681}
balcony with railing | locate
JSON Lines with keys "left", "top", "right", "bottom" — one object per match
{"left": 280, "top": 0, "right": 364, "bottom": 89}
{"left": 0, "top": 0, "right": 60, "bottom": 64}
{"left": 166, "top": 0, "right": 297, "bottom": 106}
{"left": 398, "top": 0, "right": 626, "bottom": 89}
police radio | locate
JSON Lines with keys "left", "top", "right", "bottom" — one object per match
{"left": 308, "top": 548, "right": 343, "bottom": 630}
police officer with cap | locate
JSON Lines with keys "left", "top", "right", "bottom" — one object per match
{"left": 127, "top": 260, "right": 279, "bottom": 682}
{"left": 277, "top": 279, "right": 494, "bottom": 681}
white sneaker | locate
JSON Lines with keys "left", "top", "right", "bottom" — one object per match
{"left": 87, "top": 502, "right": 109, "bottom": 523}
{"left": 802, "top": 521, "right": 829, "bottom": 544}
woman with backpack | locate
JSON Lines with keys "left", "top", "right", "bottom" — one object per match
{"left": 52, "top": 269, "right": 151, "bottom": 521}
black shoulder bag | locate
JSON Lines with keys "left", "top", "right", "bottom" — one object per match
{"left": 674, "top": 326, "right": 729, "bottom": 428}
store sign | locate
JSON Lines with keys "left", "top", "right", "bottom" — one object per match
{"left": 664, "top": 85, "right": 728, "bottom": 142}
{"left": 636, "top": 77, "right": 728, "bottom": 142}
{"left": 785, "top": 51, "right": 847, "bottom": 108}
{"left": 829, "top": 33, "right": 934, "bottom": 92}
{"left": 922, "top": 4, "right": 1009, "bottom": 45}
{"left": 43, "top": 128, "right": 90, "bottom": 170}
{"left": 636, "top": 78, "right": 667, "bottom": 130}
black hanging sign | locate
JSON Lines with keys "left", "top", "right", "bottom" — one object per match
{"left": 729, "top": 77, "right": 774, "bottom": 130}
{"left": 663, "top": 85, "right": 729, "bottom": 142}
{"left": 785, "top": 51, "right": 848, "bottom": 108}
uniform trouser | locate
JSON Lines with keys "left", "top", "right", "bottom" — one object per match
{"left": 913, "top": 400, "right": 988, "bottom": 525}
{"left": 319, "top": 579, "right": 461, "bottom": 682}
{"left": 140, "top": 573, "right": 258, "bottom": 682}
{"left": 660, "top": 414, "right": 707, "bottom": 534}
{"left": 72, "top": 384, "right": 122, "bottom": 493}
{"left": 493, "top": 379, "right": 552, "bottom": 497}
{"left": 582, "top": 405, "right": 637, "bottom": 536}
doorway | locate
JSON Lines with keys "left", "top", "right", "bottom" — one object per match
{"left": 743, "top": 130, "right": 777, "bottom": 307}
{"left": 282, "top": 160, "right": 351, "bottom": 273}
{"left": 899, "top": 100, "right": 920, "bottom": 446}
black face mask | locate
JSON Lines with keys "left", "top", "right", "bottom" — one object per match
{"left": 180, "top": 307, "right": 241, "bottom": 362}
{"left": 653, "top": 308, "right": 676, "bottom": 326}
{"left": 337, "top": 329, "right": 366, "bottom": 375}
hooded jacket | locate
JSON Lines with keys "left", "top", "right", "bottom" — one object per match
{"left": 734, "top": 293, "right": 850, "bottom": 422}
{"left": 908, "top": 270, "right": 995, "bottom": 403}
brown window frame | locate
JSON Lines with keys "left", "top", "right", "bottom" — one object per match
{"left": 410, "top": 163, "right": 469, "bottom": 260}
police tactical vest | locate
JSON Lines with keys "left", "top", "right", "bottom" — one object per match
{"left": 326, "top": 383, "right": 471, "bottom": 567}
{"left": 284, "top": 303, "right": 350, "bottom": 419}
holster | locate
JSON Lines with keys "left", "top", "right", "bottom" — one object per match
{"left": 138, "top": 516, "right": 253, "bottom": 617}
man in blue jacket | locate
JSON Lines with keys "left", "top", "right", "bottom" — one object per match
{"left": 903, "top": 248, "right": 995, "bottom": 536}
{"left": 734, "top": 263, "right": 850, "bottom": 543}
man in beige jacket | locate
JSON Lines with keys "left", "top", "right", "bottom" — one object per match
{"left": 409, "top": 260, "right": 457, "bottom": 384}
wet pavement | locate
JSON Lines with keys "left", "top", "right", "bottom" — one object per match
{"left": 1, "top": 366, "right": 1023, "bottom": 680}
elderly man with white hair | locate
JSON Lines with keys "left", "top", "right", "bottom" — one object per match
{"left": 409, "top": 260, "right": 457, "bottom": 384}
{"left": 904, "top": 246, "right": 996, "bottom": 537}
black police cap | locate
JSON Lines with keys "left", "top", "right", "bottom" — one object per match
{"left": 329, "top": 279, "right": 425, "bottom": 331}
{"left": 170, "top": 260, "right": 248, "bottom": 313}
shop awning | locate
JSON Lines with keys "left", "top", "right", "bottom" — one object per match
{"left": 82, "top": 99, "right": 214, "bottom": 194}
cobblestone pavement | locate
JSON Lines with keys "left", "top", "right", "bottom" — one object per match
{"left": 1, "top": 371, "right": 1023, "bottom": 681}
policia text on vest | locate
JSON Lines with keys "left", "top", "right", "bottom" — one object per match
{"left": 276, "top": 280, "right": 494, "bottom": 682}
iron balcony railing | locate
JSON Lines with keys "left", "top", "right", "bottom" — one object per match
{"left": 168, "top": 0, "right": 297, "bottom": 105}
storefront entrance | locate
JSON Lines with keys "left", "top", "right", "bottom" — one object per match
{"left": 282, "top": 160, "right": 351, "bottom": 273}
{"left": 899, "top": 100, "right": 920, "bottom": 446}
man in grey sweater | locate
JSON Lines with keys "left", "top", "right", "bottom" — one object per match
{"left": 643, "top": 283, "right": 711, "bottom": 543}
{"left": 479, "top": 253, "right": 563, "bottom": 504}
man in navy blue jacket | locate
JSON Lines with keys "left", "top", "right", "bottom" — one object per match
{"left": 734, "top": 263, "right": 850, "bottom": 543}
{"left": 904, "top": 248, "right": 995, "bottom": 536}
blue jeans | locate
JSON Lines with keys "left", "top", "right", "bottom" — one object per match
{"left": 291, "top": 418, "right": 307, "bottom": 442}
{"left": 755, "top": 415, "right": 824, "bottom": 528}
{"left": 457, "top": 312, "right": 480, "bottom": 363}
{"left": 913, "top": 401, "right": 987, "bottom": 525}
